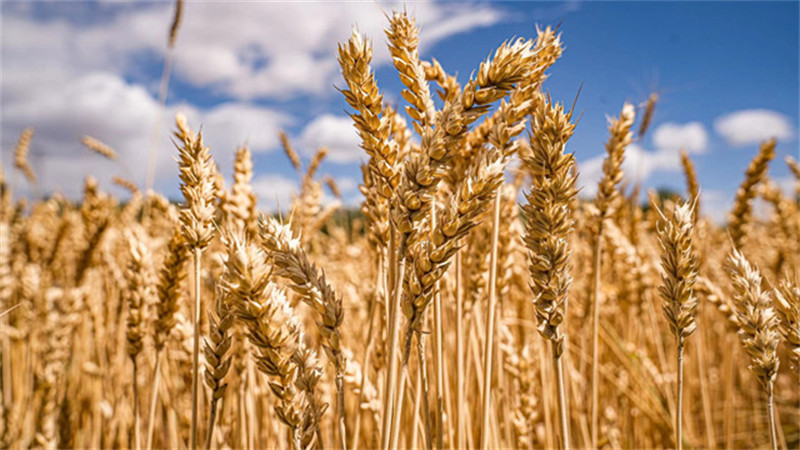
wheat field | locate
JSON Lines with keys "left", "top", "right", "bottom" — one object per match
{"left": 1, "top": 6, "right": 799, "bottom": 450}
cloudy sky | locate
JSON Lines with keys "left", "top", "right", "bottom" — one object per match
{"left": 2, "top": 1, "right": 798, "bottom": 223}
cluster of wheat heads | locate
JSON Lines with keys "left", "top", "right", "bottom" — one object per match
{"left": 2, "top": 10, "right": 800, "bottom": 450}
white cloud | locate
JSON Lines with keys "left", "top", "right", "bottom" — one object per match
{"left": 652, "top": 122, "right": 708, "bottom": 154}
{"left": 700, "top": 190, "right": 733, "bottom": 225}
{"left": 2, "top": 3, "right": 505, "bottom": 102}
{"left": 334, "top": 176, "right": 360, "bottom": 193}
{"left": 774, "top": 175, "right": 797, "bottom": 198}
{"left": 714, "top": 109, "right": 795, "bottom": 147}
{"left": 194, "top": 103, "right": 291, "bottom": 154}
{"left": 577, "top": 143, "right": 682, "bottom": 198}
{"left": 297, "top": 115, "right": 361, "bottom": 163}
{"left": 422, "top": 8, "right": 504, "bottom": 44}
{"left": 0, "top": 72, "right": 289, "bottom": 200}
{"left": 251, "top": 174, "right": 298, "bottom": 213}
{"left": 1, "top": 2, "right": 506, "bottom": 200}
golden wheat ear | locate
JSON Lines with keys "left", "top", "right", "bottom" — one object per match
{"left": 726, "top": 248, "right": 781, "bottom": 450}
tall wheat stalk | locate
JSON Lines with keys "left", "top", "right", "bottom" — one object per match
{"left": 654, "top": 200, "right": 699, "bottom": 450}
{"left": 480, "top": 194, "right": 502, "bottom": 449}
{"left": 175, "top": 114, "right": 216, "bottom": 449}
{"left": 521, "top": 94, "right": 578, "bottom": 450}
{"left": 124, "top": 228, "right": 152, "bottom": 450}
{"left": 726, "top": 249, "right": 781, "bottom": 450}
{"left": 590, "top": 103, "right": 635, "bottom": 449}
{"left": 146, "top": 227, "right": 188, "bottom": 450}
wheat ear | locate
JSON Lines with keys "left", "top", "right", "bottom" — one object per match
{"left": 124, "top": 228, "right": 153, "bottom": 450}
{"left": 222, "top": 234, "right": 322, "bottom": 449}
{"left": 521, "top": 95, "right": 578, "bottom": 450}
{"left": 175, "top": 113, "right": 216, "bottom": 449}
{"left": 259, "top": 216, "right": 347, "bottom": 450}
{"left": 338, "top": 30, "right": 401, "bottom": 252}
{"left": 203, "top": 289, "right": 234, "bottom": 450}
{"left": 81, "top": 136, "right": 118, "bottom": 160}
{"left": 728, "top": 138, "right": 775, "bottom": 249}
{"left": 654, "top": 199, "right": 699, "bottom": 450}
{"left": 13, "top": 127, "right": 36, "bottom": 184}
{"left": 774, "top": 277, "right": 800, "bottom": 412}
{"left": 590, "top": 102, "right": 635, "bottom": 449}
{"left": 386, "top": 11, "right": 437, "bottom": 131}
{"left": 725, "top": 249, "right": 781, "bottom": 450}
{"left": 145, "top": 226, "right": 188, "bottom": 450}
{"left": 679, "top": 150, "right": 700, "bottom": 224}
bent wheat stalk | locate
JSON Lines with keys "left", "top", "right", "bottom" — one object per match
{"left": 260, "top": 217, "right": 346, "bottom": 450}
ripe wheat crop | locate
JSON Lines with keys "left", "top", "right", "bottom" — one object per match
{"left": 1, "top": 7, "right": 799, "bottom": 450}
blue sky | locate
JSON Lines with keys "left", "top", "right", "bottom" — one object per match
{"left": 2, "top": 1, "right": 798, "bottom": 222}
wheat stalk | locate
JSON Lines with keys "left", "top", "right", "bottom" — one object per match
{"left": 726, "top": 249, "right": 781, "bottom": 450}
{"left": 222, "top": 233, "right": 322, "bottom": 449}
{"left": 145, "top": 226, "right": 188, "bottom": 450}
{"left": 203, "top": 288, "right": 234, "bottom": 450}
{"left": 175, "top": 113, "right": 216, "bottom": 449}
{"left": 259, "top": 216, "right": 347, "bottom": 450}
{"left": 521, "top": 94, "right": 578, "bottom": 450}
{"left": 590, "top": 102, "right": 635, "bottom": 449}
{"left": 123, "top": 227, "right": 153, "bottom": 450}
{"left": 654, "top": 199, "right": 699, "bottom": 450}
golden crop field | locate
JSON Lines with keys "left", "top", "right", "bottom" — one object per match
{"left": 1, "top": 4, "right": 799, "bottom": 450}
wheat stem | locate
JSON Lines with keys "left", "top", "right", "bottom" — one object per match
{"left": 591, "top": 221, "right": 603, "bottom": 450}
{"left": 133, "top": 359, "right": 141, "bottom": 450}
{"left": 433, "top": 283, "right": 445, "bottom": 450}
{"left": 411, "top": 362, "right": 423, "bottom": 450}
{"left": 145, "top": 355, "right": 162, "bottom": 450}
{"left": 351, "top": 254, "right": 382, "bottom": 450}
{"left": 381, "top": 234, "right": 407, "bottom": 450}
{"left": 768, "top": 382, "right": 778, "bottom": 450}
{"left": 417, "top": 322, "right": 433, "bottom": 450}
{"left": 554, "top": 342, "right": 570, "bottom": 450}
{"left": 204, "top": 399, "right": 218, "bottom": 450}
{"left": 190, "top": 247, "right": 201, "bottom": 450}
{"left": 480, "top": 194, "right": 501, "bottom": 450}
{"left": 455, "top": 250, "right": 465, "bottom": 450}
{"left": 390, "top": 364, "right": 408, "bottom": 450}
{"left": 676, "top": 339, "right": 684, "bottom": 450}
